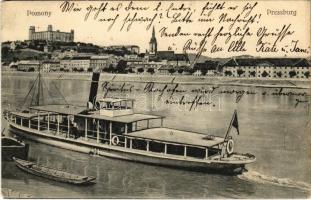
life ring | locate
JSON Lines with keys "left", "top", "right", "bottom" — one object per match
{"left": 111, "top": 135, "right": 120, "bottom": 146}
{"left": 226, "top": 139, "right": 234, "bottom": 154}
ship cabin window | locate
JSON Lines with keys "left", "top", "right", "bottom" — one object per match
{"left": 186, "top": 146, "right": 205, "bottom": 159}
{"left": 15, "top": 116, "right": 22, "bottom": 125}
{"left": 45, "top": 114, "right": 55, "bottom": 131}
{"left": 167, "top": 144, "right": 184, "bottom": 156}
{"left": 27, "top": 113, "right": 46, "bottom": 130}
{"left": 114, "top": 122, "right": 125, "bottom": 134}
{"left": 208, "top": 148, "right": 220, "bottom": 157}
{"left": 131, "top": 138, "right": 147, "bottom": 150}
{"left": 21, "top": 117, "right": 29, "bottom": 127}
{"left": 149, "top": 141, "right": 165, "bottom": 153}
{"left": 83, "top": 118, "right": 110, "bottom": 142}
{"left": 112, "top": 122, "right": 132, "bottom": 135}
{"left": 58, "top": 115, "right": 69, "bottom": 132}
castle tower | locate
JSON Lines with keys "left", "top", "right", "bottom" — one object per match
{"left": 47, "top": 25, "right": 53, "bottom": 41}
{"left": 70, "top": 29, "right": 74, "bottom": 42}
{"left": 47, "top": 25, "right": 53, "bottom": 32}
{"left": 29, "top": 26, "right": 35, "bottom": 40}
{"left": 149, "top": 26, "right": 157, "bottom": 55}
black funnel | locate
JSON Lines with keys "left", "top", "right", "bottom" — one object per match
{"left": 88, "top": 72, "right": 100, "bottom": 107}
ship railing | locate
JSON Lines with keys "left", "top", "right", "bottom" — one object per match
{"left": 9, "top": 112, "right": 112, "bottom": 143}
{"left": 40, "top": 120, "right": 112, "bottom": 144}
{"left": 109, "top": 133, "right": 222, "bottom": 160}
{"left": 10, "top": 113, "right": 70, "bottom": 137}
{"left": 9, "top": 113, "right": 222, "bottom": 160}
{"left": 11, "top": 112, "right": 75, "bottom": 136}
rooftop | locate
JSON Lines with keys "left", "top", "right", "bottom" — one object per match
{"left": 10, "top": 111, "right": 39, "bottom": 118}
{"left": 223, "top": 58, "right": 310, "bottom": 67}
{"left": 30, "top": 104, "right": 163, "bottom": 123}
{"left": 90, "top": 55, "right": 110, "bottom": 60}
{"left": 31, "top": 105, "right": 87, "bottom": 115}
{"left": 19, "top": 60, "right": 40, "bottom": 65}
{"left": 89, "top": 112, "right": 163, "bottom": 123}
{"left": 128, "top": 127, "right": 224, "bottom": 147}
{"left": 150, "top": 51, "right": 190, "bottom": 62}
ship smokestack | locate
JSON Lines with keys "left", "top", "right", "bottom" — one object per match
{"left": 88, "top": 72, "right": 100, "bottom": 109}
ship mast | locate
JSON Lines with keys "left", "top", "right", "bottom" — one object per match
{"left": 19, "top": 62, "right": 69, "bottom": 111}
{"left": 36, "top": 63, "right": 45, "bottom": 106}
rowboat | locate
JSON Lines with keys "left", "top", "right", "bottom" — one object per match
{"left": 13, "top": 157, "right": 96, "bottom": 185}
{"left": 2, "top": 136, "right": 29, "bottom": 161}
{"left": 4, "top": 71, "right": 256, "bottom": 175}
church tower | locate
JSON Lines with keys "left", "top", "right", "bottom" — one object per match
{"left": 149, "top": 26, "right": 157, "bottom": 55}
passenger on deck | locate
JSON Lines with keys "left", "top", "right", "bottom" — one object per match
{"left": 69, "top": 117, "right": 79, "bottom": 139}
{"left": 72, "top": 122, "right": 79, "bottom": 139}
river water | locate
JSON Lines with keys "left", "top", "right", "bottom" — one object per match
{"left": 1, "top": 73, "right": 311, "bottom": 198}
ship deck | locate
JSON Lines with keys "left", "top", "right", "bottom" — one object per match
{"left": 30, "top": 104, "right": 163, "bottom": 123}
{"left": 30, "top": 105, "right": 87, "bottom": 115}
{"left": 127, "top": 127, "right": 224, "bottom": 147}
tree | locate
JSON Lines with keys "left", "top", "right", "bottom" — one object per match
{"left": 137, "top": 68, "right": 144, "bottom": 73}
{"left": 87, "top": 67, "right": 93, "bottom": 72}
{"left": 115, "top": 60, "right": 127, "bottom": 73}
{"left": 276, "top": 71, "right": 282, "bottom": 78}
{"left": 237, "top": 69, "right": 245, "bottom": 77}
{"left": 60, "top": 68, "right": 64, "bottom": 71}
{"left": 104, "top": 64, "right": 115, "bottom": 73}
{"left": 304, "top": 71, "right": 310, "bottom": 78}
{"left": 1, "top": 46, "right": 10, "bottom": 58}
{"left": 178, "top": 68, "right": 184, "bottom": 74}
{"left": 200, "top": 68, "right": 208, "bottom": 76}
{"left": 128, "top": 68, "right": 134, "bottom": 73}
{"left": 13, "top": 57, "right": 19, "bottom": 62}
{"left": 168, "top": 68, "right": 176, "bottom": 75}
{"left": 187, "top": 68, "right": 196, "bottom": 75}
{"left": 224, "top": 70, "right": 232, "bottom": 76}
{"left": 289, "top": 70, "right": 297, "bottom": 78}
{"left": 261, "top": 70, "right": 269, "bottom": 77}
{"left": 250, "top": 71, "right": 256, "bottom": 77}
{"left": 147, "top": 68, "right": 155, "bottom": 75}
{"left": 72, "top": 67, "right": 78, "bottom": 72}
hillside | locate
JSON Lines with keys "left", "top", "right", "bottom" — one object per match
{"left": 1, "top": 48, "right": 49, "bottom": 62}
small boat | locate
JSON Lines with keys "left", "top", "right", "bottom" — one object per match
{"left": 13, "top": 157, "right": 96, "bottom": 185}
{"left": 1, "top": 136, "right": 29, "bottom": 161}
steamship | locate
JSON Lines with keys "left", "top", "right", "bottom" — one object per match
{"left": 4, "top": 72, "right": 255, "bottom": 174}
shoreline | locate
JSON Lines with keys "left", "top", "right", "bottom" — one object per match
{"left": 2, "top": 71, "right": 311, "bottom": 89}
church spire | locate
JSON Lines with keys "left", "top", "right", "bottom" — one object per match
{"left": 149, "top": 26, "right": 157, "bottom": 55}
{"left": 152, "top": 26, "right": 155, "bottom": 38}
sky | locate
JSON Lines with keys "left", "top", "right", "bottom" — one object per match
{"left": 1, "top": 1, "right": 310, "bottom": 58}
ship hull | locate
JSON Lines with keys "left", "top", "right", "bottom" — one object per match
{"left": 1, "top": 146, "right": 29, "bottom": 161}
{"left": 1, "top": 137, "right": 29, "bottom": 161}
{"left": 10, "top": 123, "right": 249, "bottom": 175}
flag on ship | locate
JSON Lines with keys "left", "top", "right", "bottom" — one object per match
{"left": 231, "top": 110, "right": 240, "bottom": 135}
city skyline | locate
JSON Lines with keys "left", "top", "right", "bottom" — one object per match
{"left": 2, "top": 1, "right": 310, "bottom": 58}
